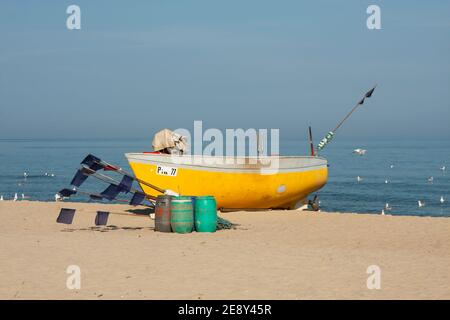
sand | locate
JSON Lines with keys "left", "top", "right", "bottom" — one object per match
{"left": 0, "top": 200, "right": 449, "bottom": 300}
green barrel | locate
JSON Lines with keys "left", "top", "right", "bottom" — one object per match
{"left": 170, "top": 196, "right": 194, "bottom": 234}
{"left": 194, "top": 196, "right": 217, "bottom": 232}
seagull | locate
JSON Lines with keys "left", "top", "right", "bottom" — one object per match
{"left": 390, "top": 164, "right": 395, "bottom": 169}
{"left": 427, "top": 176, "right": 434, "bottom": 183}
{"left": 440, "top": 196, "right": 445, "bottom": 204}
{"left": 353, "top": 149, "right": 367, "bottom": 156}
{"left": 418, "top": 200, "right": 425, "bottom": 208}
{"left": 23, "top": 172, "right": 28, "bottom": 179}
{"left": 441, "top": 166, "right": 446, "bottom": 172}
{"left": 44, "top": 172, "right": 48, "bottom": 176}
{"left": 50, "top": 173, "right": 55, "bottom": 177}
{"left": 0, "top": 195, "right": 3, "bottom": 201}
{"left": 357, "top": 176, "right": 363, "bottom": 182}
{"left": 385, "top": 179, "right": 390, "bottom": 184}
{"left": 13, "top": 193, "right": 18, "bottom": 202}
{"left": 55, "top": 193, "right": 62, "bottom": 202}
{"left": 381, "top": 209, "right": 385, "bottom": 215}
{"left": 385, "top": 203, "right": 392, "bottom": 211}
{"left": 21, "top": 194, "right": 25, "bottom": 199}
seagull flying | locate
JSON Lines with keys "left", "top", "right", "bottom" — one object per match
{"left": 353, "top": 149, "right": 367, "bottom": 156}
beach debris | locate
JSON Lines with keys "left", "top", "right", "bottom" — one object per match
{"left": 317, "top": 85, "right": 376, "bottom": 151}
{"left": 95, "top": 211, "right": 110, "bottom": 226}
{"left": 440, "top": 196, "right": 445, "bottom": 204}
{"left": 13, "top": 193, "right": 18, "bottom": 202}
{"left": 418, "top": 200, "right": 426, "bottom": 208}
{"left": 353, "top": 149, "right": 367, "bottom": 156}
{"left": 56, "top": 208, "right": 76, "bottom": 224}
{"left": 357, "top": 176, "right": 363, "bottom": 182}
{"left": 427, "top": 176, "right": 434, "bottom": 183}
{"left": 385, "top": 203, "right": 392, "bottom": 211}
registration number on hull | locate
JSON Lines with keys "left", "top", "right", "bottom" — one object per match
{"left": 156, "top": 165, "right": 178, "bottom": 177}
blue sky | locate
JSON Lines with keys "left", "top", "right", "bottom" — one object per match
{"left": 0, "top": 0, "right": 449, "bottom": 140}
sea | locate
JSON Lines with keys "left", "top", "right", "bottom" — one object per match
{"left": 0, "top": 138, "right": 449, "bottom": 217}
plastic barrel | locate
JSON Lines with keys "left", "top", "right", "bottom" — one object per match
{"left": 155, "top": 195, "right": 172, "bottom": 232}
{"left": 170, "top": 196, "right": 194, "bottom": 234}
{"left": 194, "top": 196, "right": 217, "bottom": 232}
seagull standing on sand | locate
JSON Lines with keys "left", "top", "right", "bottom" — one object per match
{"left": 13, "top": 193, "right": 18, "bottom": 202}
{"left": 0, "top": 195, "right": 3, "bottom": 201}
{"left": 357, "top": 176, "right": 363, "bottom": 182}
{"left": 381, "top": 209, "right": 385, "bottom": 216}
{"left": 418, "top": 200, "right": 425, "bottom": 208}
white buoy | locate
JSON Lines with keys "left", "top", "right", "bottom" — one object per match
{"left": 357, "top": 176, "right": 363, "bottom": 182}
{"left": 13, "top": 193, "right": 18, "bottom": 202}
{"left": 55, "top": 193, "right": 62, "bottom": 202}
{"left": 418, "top": 200, "right": 425, "bottom": 208}
{"left": 440, "top": 196, "right": 445, "bottom": 204}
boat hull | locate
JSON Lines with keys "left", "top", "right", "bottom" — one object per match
{"left": 125, "top": 153, "right": 328, "bottom": 210}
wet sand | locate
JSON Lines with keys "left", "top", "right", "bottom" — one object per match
{"left": 0, "top": 201, "right": 449, "bottom": 299}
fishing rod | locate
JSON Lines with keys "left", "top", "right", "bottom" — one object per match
{"left": 81, "top": 154, "right": 179, "bottom": 196}
{"left": 317, "top": 85, "right": 377, "bottom": 151}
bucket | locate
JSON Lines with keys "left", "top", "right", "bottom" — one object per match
{"left": 154, "top": 195, "right": 172, "bottom": 232}
{"left": 170, "top": 196, "right": 194, "bottom": 234}
{"left": 194, "top": 196, "right": 217, "bottom": 232}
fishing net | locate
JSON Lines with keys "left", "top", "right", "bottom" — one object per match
{"left": 217, "top": 216, "right": 238, "bottom": 230}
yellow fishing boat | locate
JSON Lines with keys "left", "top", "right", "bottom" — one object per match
{"left": 125, "top": 153, "right": 328, "bottom": 210}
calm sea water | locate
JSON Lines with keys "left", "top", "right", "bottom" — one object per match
{"left": 0, "top": 138, "right": 449, "bottom": 217}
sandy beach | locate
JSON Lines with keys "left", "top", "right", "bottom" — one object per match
{"left": 0, "top": 200, "right": 449, "bottom": 300}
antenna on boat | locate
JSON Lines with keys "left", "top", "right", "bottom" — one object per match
{"left": 317, "top": 85, "right": 377, "bottom": 151}
{"left": 308, "top": 126, "right": 315, "bottom": 156}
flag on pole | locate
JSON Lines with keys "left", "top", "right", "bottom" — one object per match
{"left": 56, "top": 208, "right": 76, "bottom": 224}
{"left": 100, "top": 184, "right": 121, "bottom": 201}
{"left": 81, "top": 154, "right": 103, "bottom": 171}
{"left": 130, "top": 192, "right": 146, "bottom": 206}
{"left": 58, "top": 188, "right": 77, "bottom": 198}
{"left": 118, "top": 175, "right": 133, "bottom": 193}
{"left": 70, "top": 170, "right": 88, "bottom": 187}
{"left": 95, "top": 211, "right": 110, "bottom": 226}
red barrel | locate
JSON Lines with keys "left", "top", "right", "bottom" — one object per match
{"left": 155, "top": 195, "right": 172, "bottom": 232}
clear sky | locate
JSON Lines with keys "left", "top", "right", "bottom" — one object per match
{"left": 0, "top": 0, "right": 449, "bottom": 140}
